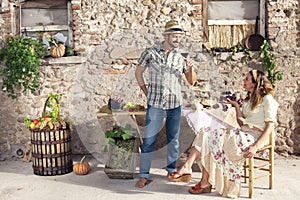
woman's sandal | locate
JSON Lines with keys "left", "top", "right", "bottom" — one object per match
{"left": 188, "top": 182, "right": 212, "bottom": 194}
{"left": 135, "top": 178, "right": 148, "bottom": 188}
{"left": 168, "top": 171, "right": 192, "bottom": 183}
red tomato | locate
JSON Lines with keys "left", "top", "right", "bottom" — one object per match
{"left": 44, "top": 116, "right": 51, "bottom": 121}
{"left": 33, "top": 119, "right": 39, "bottom": 125}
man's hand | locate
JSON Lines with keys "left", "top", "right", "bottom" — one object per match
{"left": 184, "top": 59, "right": 197, "bottom": 86}
{"left": 186, "top": 59, "right": 194, "bottom": 69}
{"left": 140, "top": 84, "right": 148, "bottom": 96}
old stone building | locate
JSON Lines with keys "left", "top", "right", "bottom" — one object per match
{"left": 0, "top": 0, "right": 299, "bottom": 162}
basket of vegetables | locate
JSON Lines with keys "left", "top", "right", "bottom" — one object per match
{"left": 24, "top": 94, "right": 72, "bottom": 176}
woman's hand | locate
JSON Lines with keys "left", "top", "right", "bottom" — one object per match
{"left": 226, "top": 98, "right": 239, "bottom": 107}
{"left": 243, "top": 145, "right": 258, "bottom": 158}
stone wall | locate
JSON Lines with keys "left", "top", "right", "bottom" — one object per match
{"left": 0, "top": 0, "right": 299, "bottom": 160}
{"left": 266, "top": 0, "right": 300, "bottom": 154}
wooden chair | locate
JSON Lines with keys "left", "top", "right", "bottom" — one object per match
{"left": 243, "top": 131, "right": 275, "bottom": 198}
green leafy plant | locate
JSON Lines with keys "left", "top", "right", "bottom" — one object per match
{"left": 44, "top": 33, "right": 60, "bottom": 46}
{"left": 205, "top": 44, "right": 252, "bottom": 64}
{"left": 44, "top": 93, "right": 61, "bottom": 122}
{"left": 102, "top": 124, "right": 136, "bottom": 152}
{"left": 259, "top": 40, "right": 283, "bottom": 86}
{"left": 0, "top": 37, "right": 46, "bottom": 99}
{"left": 228, "top": 44, "right": 252, "bottom": 63}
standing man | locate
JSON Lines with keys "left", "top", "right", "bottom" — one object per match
{"left": 135, "top": 20, "right": 197, "bottom": 188}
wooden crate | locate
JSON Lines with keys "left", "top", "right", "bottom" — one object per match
{"left": 104, "top": 138, "right": 139, "bottom": 179}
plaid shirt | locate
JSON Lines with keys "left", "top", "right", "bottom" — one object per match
{"left": 138, "top": 43, "right": 188, "bottom": 109}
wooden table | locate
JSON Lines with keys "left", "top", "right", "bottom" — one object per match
{"left": 97, "top": 111, "right": 146, "bottom": 118}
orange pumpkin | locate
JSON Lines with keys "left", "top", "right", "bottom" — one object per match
{"left": 50, "top": 43, "right": 65, "bottom": 58}
{"left": 73, "top": 156, "right": 90, "bottom": 175}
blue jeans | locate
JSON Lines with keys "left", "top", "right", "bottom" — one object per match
{"left": 139, "top": 105, "right": 182, "bottom": 179}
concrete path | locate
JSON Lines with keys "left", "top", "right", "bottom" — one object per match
{"left": 0, "top": 155, "right": 299, "bottom": 200}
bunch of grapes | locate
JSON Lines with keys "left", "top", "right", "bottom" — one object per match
{"left": 237, "top": 98, "right": 244, "bottom": 106}
{"left": 219, "top": 91, "right": 244, "bottom": 112}
{"left": 222, "top": 104, "right": 229, "bottom": 112}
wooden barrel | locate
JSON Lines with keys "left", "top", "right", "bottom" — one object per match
{"left": 31, "top": 128, "right": 73, "bottom": 176}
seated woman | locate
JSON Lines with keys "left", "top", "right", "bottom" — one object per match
{"left": 168, "top": 70, "right": 279, "bottom": 198}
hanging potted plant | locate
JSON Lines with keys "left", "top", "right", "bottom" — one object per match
{"left": 0, "top": 36, "right": 46, "bottom": 99}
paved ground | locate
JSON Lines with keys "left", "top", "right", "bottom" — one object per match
{"left": 0, "top": 154, "right": 299, "bottom": 200}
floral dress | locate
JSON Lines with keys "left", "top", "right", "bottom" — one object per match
{"left": 206, "top": 127, "right": 255, "bottom": 183}
{"left": 187, "top": 94, "right": 279, "bottom": 198}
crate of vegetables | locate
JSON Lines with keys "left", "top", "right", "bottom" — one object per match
{"left": 24, "top": 94, "right": 72, "bottom": 176}
{"left": 103, "top": 124, "right": 139, "bottom": 179}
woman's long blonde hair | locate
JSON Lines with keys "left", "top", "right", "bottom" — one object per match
{"left": 245, "top": 70, "right": 275, "bottom": 110}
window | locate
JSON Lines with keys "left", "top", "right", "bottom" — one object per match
{"left": 0, "top": 0, "right": 8, "bottom": 13}
{"left": 203, "top": 0, "right": 265, "bottom": 49}
{"left": 17, "top": 0, "right": 73, "bottom": 48}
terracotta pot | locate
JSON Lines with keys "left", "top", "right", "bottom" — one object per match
{"left": 244, "top": 16, "right": 264, "bottom": 51}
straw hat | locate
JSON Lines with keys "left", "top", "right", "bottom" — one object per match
{"left": 163, "top": 20, "right": 184, "bottom": 35}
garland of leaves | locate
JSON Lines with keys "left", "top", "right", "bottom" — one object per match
{"left": 259, "top": 40, "right": 283, "bottom": 86}
{"left": 206, "top": 39, "right": 283, "bottom": 86}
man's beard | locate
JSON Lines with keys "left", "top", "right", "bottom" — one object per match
{"left": 169, "top": 40, "right": 179, "bottom": 48}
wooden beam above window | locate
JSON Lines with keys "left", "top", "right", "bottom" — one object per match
{"left": 21, "top": 25, "right": 69, "bottom": 32}
{"left": 208, "top": 20, "right": 256, "bottom": 25}
{"left": 208, "top": 0, "right": 257, "bottom": 1}
{"left": 20, "top": 0, "right": 66, "bottom": 9}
